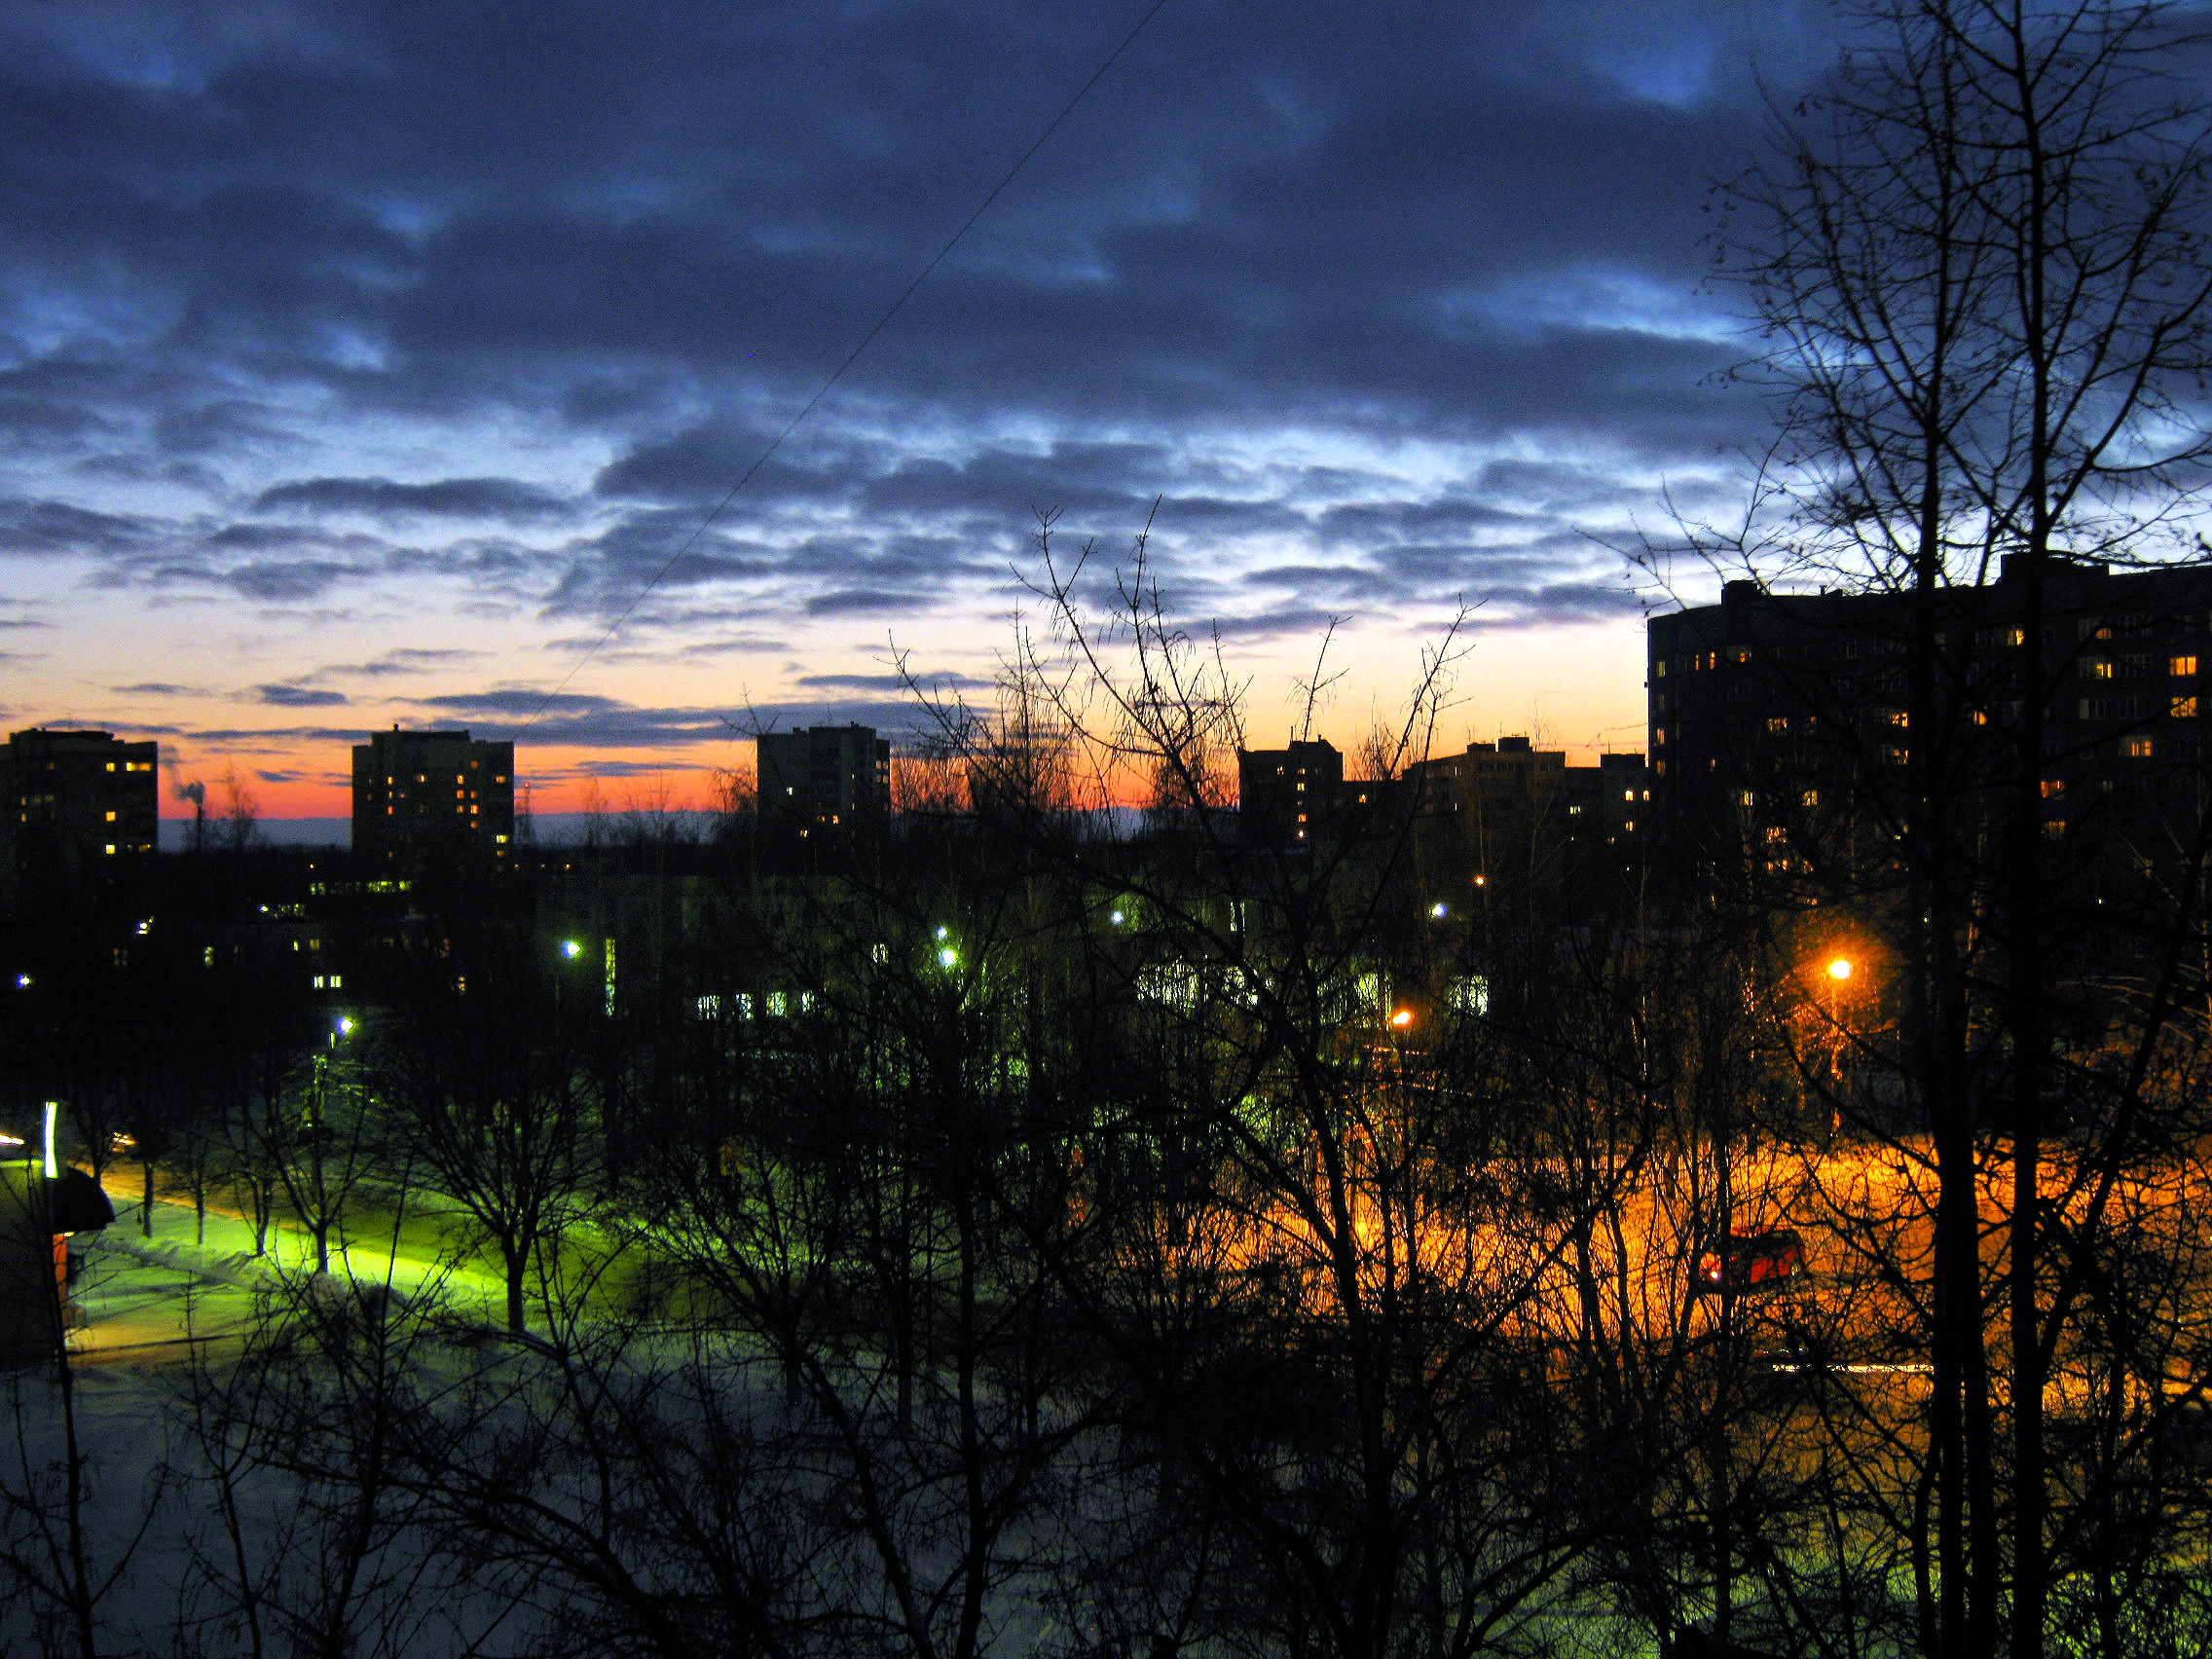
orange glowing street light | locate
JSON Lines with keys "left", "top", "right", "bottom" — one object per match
{"left": 1389, "top": 1009, "right": 1415, "bottom": 1029}
{"left": 1826, "top": 957, "right": 1854, "bottom": 982}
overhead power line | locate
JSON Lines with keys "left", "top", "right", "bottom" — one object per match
{"left": 510, "top": 0, "right": 1176, "bottom": 743}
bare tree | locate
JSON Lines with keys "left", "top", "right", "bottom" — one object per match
{"left": 1700, "top": 3, "right": 2212, "bottom": 1653}
{"left": 376, "top": 924, "right": 599, "bottom": 1335}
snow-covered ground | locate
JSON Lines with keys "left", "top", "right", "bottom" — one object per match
{"left": 0, "top": 1195, "right": 542, "bottom": 1656}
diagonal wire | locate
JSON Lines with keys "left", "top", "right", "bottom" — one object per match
{"left": 511, "top": 0, "right": 1175, "bottom": 742}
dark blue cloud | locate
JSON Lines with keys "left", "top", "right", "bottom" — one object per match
{"left": 257, "top": 683, "right": 350, "bottom": 708}
{"left": 0, "top": 0, "right": 1825, "bottom": 650}
{"left": 254, "top": 476, "right": 571, "bottom": 520}
{"left": 413, "top": 688, "right": 626, "bottom": 719}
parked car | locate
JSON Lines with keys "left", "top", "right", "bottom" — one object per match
{"left": 1693, "top": 1228, "right": 1806, "bottom": 1294}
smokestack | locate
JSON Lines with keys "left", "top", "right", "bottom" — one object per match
{"left": 176, "top": 780, "right": 207, "bottom": 855}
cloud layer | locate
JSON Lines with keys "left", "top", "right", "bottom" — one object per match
{"left": 0, "top": 0, "right": 1827, "bottom": 804}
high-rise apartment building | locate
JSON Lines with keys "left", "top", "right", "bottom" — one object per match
{"left": 1646, "top": 561, "right": 2212, "bottom": 885}
{"left": 351, "top": 727, "right": 516, "bottom": 866}
{"left": 756, "top": 725, "right": 891, "bottom": 831}
{"left": 0, "top": 728, "right": 159, "bottom": 884}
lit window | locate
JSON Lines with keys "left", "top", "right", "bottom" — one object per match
{"left": 2126, "top": 736, "right": 2156, "bottom": 758}
{"left": 104, "top": 810, "right": 116, "bottom": 822}
{"left": 2083, "top": 658, "right": 2115, "bottom": 680}
{"left": 1801, "top": 791, "right": 1818, "bottom": 808}
{"left": 2173, "top": 656, "right": 2199, "bottom": 677}
{"left": 2173, "top": 696, "right": 2198, "bottom": 719}
{"left": 2044, "top": 820, "right": 2068, "bottom": 839}
{"left": 1766, "top": 717, "right": 1788, "bottom": 734}
{"left": 2041, "top": 778, "right": 2065, "bottom": 798}
{"left": 103, "top": 843, "right": 115, "bottom": 855}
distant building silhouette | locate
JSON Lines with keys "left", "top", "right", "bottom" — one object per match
{"left": 351, "top": 727, "right": 515, "bottom": 866}
{"left": 1237, "top": 739, "right": 1349, "bottom": 845}
{"left": 756, "top": 724, "right": 891, "bottom": 833}
{"left": 0, "top": 727, "right": 158, "bottom": 886}
{"left": 1564, "top": 750, "right": 1652, "bottom": 887}
{"left": 1402, "top": 737, "right": 1570, "bottom": 909}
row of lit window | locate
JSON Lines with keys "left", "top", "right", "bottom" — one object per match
{"left": 1656, "top": 629, "right": 2212, "bottom": 678}
{"left": 2082, "top": 655, "right": 2196, "bottom": 679}
{"left": 696, "top": 990, "right": 815, "bottom": 1019}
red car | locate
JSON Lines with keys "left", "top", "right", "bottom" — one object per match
{"left": 1695, "top": 1228, "right": 1806, "bottom": 1293}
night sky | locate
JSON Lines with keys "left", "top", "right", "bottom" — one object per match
{"left": 0, "top": 0, "right": 1828, "bottom": 817}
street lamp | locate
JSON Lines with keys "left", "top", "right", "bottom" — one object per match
{"left": 1826, "top": 957, "right": 1854, "bottom": 982}
{"left": 1389, "top": 1008, "right": 1414, "bottom": 1030}
{"left": 562, "top": 940, "right": 582, "bottom": 959}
